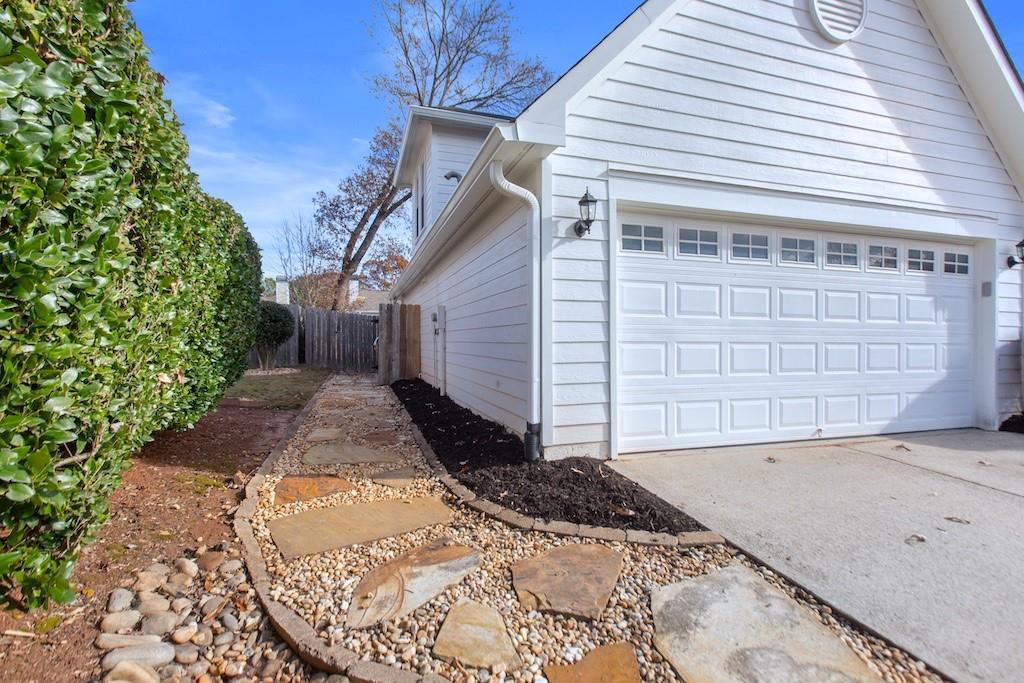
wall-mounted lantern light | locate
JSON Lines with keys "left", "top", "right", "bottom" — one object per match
{"left": 1008, "top": 239, "right": 1024, "bottom": 268}
{"left": 573, "top": 188, "right": 598, "bottom": 237}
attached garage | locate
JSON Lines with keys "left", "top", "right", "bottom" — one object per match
{"left": 616, "top": 214, "right": 977, "bottom": 453}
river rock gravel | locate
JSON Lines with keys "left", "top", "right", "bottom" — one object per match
{"left": 245, "top": 374, "right": 945, "bottom": 683}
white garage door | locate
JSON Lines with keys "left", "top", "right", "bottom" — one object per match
{"left": 616, "top": 215, "right": 975, "bottom": 453}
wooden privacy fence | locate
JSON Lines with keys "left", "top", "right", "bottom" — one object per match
{"left": 304, "top": 308, "right": 378, "bottom": 373}
{"left": 248, "top": 305, "right": 377, "bottom": 373}
{"left": 377, "top": 303, "right": 420, "bottom": 385}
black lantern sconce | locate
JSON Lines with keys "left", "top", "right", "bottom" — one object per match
{"left": 573, "top": 188, "right": 598, "bottom": 237}
{"left": 1008, "top": 239, "right": 1024, "bottom": 268}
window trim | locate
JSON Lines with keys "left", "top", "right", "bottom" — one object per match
{"left": 777, "top": 233, "right": 818, "bottom": 269}
{"left": 620, "top": 222, "right": 667, "bottom": 257}
{"left": 943, "top": 251, "right": 970, "bottom": 276}
{"left": 866, "top": 242, "right": 900, "bottom": 273}
{"left": 728, "top": 230, "right": 772, "bottom": 265}
{"left": 906, "top": 244, "right": 938, "bottom": 275}
{"left": 823, "top": 237, "right": 861, "bottom": 271}
{"left": 676, "top": 225, "right": 721, "bottom": 260}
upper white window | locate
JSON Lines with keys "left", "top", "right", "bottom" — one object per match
{"left": 678, "top": 228, "right": 719, "bottom": 257}
{"left": 944, "top": 252, "right": 969, "bottom": 275}
{"left": 826, "top": 241, "right": 858, "bottom": 267}
{"left": 868, "top": 244, "right": 898, "bottom": 270}
{"left": 622, "top": 224, "right": 664, "bottom": 253}
{"left": 731, "top": 232, "right": 769, "bottom": 260}
{"left": 780, "top": 237, "right": 816, "bottom": 264}
{"left": 908, "top": 248, "right": 936, "bottom": 272}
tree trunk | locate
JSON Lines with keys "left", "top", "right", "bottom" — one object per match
{"left": 331, "top": 266, "right": 357, "bottom": 311}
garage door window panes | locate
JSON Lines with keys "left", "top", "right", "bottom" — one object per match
{"left": 622, "top": 224, "right": 664, "bottom": 253}
{"left": 679, "top": 228, "right": 718, "bottom": 256}
{"left": 826, "top": 241, "right": 858, "bottom": 267}
{"left": 732, "top": 232, "right": 769, "bottom": 260}
{"left": 944, "top": 252, "right": 969, "bottom": 275}
{"left": 781, "top": 237, "right": 816, "bottom": 264}
{"left": 908, "top": 249, "right": 936, "bottom": 272}
{"left": 868, "top": 245, "right": 898, "bottom": 270}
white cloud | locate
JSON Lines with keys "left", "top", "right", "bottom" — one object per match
{"left": 188, "top": 144, "right": 349, "bottom": 276}
{"left": 164, "top": 76, "right": 235, "bottom": 129}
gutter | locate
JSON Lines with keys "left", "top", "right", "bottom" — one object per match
{"left": 488, "top": 160, "right": 542, "bottom": 462}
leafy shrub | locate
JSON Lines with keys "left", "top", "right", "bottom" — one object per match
{"left": 254, "top": 302, "right": 295, "bottom": 370}
{"left": 0, "top": 0, "right": 261, "bottom": 607}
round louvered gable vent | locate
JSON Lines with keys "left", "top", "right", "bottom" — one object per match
{"left": 810, "top": 0, "right": 868, "bottom": 43}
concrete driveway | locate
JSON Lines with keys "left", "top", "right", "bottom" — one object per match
{"left": 611, "top": 429, "right": 1024, "bottom": 683}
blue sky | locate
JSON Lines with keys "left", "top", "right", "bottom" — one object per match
{"left": 129, "top": 1, "right": 1024, "bottom": 277}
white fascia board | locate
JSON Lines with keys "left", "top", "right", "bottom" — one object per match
{"left": 609, "top": 169, "right": 1001, "bottom": 242}
{"left": 920, "top": 1, "right": 1024, "bottom": 198}
{"left": 513, "top": 0, "right": 682, "bottom": 144}
{"left": 393, "top": 106, "right": 507, "bottom": 186}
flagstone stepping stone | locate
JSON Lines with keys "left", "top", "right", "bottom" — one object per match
{"left": 544, "top": 642, "right": 642, "bottom": 683}
{"left": 302, "top": 441, "right": 402, "bottom": 466}
{"left": 364, "top": 429, "right": 403, "bottom": 446}
{"left": 371, "top": 467, "right": 418, "bottom": 489}
{"left": 651, "top": 564, "right": 882, "bottom": 683}
{"left": 511, "top": 544, "right": 623, "bottom": 620}
{"left": 432, "top": 598, "right": 521, "bottom": 670}
{"left": 346, "top": 536, "right": 480, "bottom": 628}
{"left": 274, "top": 475, "right": 354, "bottom": 504}
{"left": 306, "top": 427, "right": 347, "bottom": 442}
{"left": 267, "top": 497, "right": 452, "bottom": 559}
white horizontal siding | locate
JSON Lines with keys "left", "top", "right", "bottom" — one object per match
{"left": 405, "top": 199, "right": 530, "bottom": 434}
{"left": 425, "top": 126, "right": 488, "bottom": 227}
{"left": 547, "top": 0, "right": 1024, "bottom": 454}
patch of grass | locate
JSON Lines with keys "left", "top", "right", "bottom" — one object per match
{"left": 104, "top": 543, "right": 128, "bottom": 562}
{"left": 33, "top": 615, "right": 61, "bottom": 634}
{"left": 223, "top": 365, "right": 330, "bottom": 410}
{"left": 174, "top": 472, "right": 226, "bottom": 494}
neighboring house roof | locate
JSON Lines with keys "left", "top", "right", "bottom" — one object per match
{"left": 392, "top": 0, "right": 1024, "bottom": 298}
{"left": 352, "top": 289, "right": 391, "bottom": 314}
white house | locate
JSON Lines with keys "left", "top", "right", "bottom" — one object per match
{"left": 391, "top": 0, "right": 1024, "bottom": 461}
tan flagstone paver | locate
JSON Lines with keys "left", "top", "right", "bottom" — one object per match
{"left": 544, "top": 642, "right": 642, "bottom": 683}
{"left": 267, "top": 497, "right": 452, "bottom": 559}
{"left": 370, "top": 467, "right": 419, "bottom": 489}
{"left": 432, "top": 597, "right": 521, "bottom": 670}
{"left": 305, "top": 427, "right": 347, "bottom": 442}
{"left": 651, "top": 564, "right": 882, "bottom": 682}
{"left": 302, "top": 441, "right": 402, "bottom": 466}
{"left": 273, "top": 475, "right": 354, "bottom": 505}
{"left": 511, "top": 544, "right": 623, "bottom": 620}
{"left": 346, "top": 536, "right": 480, "bottom": 628}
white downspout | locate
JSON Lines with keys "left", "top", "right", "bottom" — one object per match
{"left": 489, "top": 160, "right": 542, "bottom": 461}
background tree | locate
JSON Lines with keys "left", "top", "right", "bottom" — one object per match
{"left": 361, "top": 235, "right": 412, "bottom": 290}
{"left": 316, "top": 0, "right": 552, "bottom": 310}
{"left": 275, "top": 214, "right": 333, "bottom": 307}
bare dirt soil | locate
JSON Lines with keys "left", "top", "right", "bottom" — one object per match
{"left": 391, "top": 379, "right": 704, "bottom": 533}
{"left": 0, "top": 368, "right": 326, "bottom": 683}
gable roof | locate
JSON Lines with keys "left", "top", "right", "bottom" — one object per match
{"left": 510, "top": 0, "right": 1024, "bottom": 194}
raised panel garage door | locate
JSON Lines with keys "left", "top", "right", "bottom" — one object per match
{"left": 616, "top": 217, "right": 975, "bottom": 453}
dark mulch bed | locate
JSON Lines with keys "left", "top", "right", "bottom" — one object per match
{"left": 392, "top": 379, "right": 704, "bottom": 533}
{"left": 999, "top": 414, "right": 1024, "bottom": 434}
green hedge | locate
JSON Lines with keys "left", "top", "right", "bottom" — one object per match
{"left": 0, "top": 0, "right": 261, "bottom": 607}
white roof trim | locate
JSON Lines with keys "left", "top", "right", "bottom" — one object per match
{"left": 919, "top": 0, "right": 1024, "bottom": 198}
{"left": 394, "top": 106, "right": 508, "bottom": 186}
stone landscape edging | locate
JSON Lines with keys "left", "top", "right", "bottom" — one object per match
{"left": 392, "top": 389, "right": 727, "bottom": 550}
{"left": 234, "top": 376, "right": 725, "bottom": 682}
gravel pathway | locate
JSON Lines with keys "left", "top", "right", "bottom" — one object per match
{"left": 249, "top": 374, "right": 944, "bottom": 683}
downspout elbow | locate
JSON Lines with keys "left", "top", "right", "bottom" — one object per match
{"left": 489, "top": 160, "right": 542, "bottom": 463}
